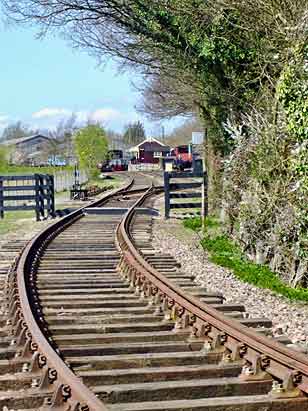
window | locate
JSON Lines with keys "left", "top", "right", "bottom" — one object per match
{"left": 154, "top": 151, "right": 162, "bottom": 157}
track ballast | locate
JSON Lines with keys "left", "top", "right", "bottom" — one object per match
{"left": 2, "top": 173, "right": 308, "bottom": 411}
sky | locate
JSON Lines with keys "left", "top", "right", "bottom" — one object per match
{"left": 0, "top": 21, "right": 182, "bottom": 137}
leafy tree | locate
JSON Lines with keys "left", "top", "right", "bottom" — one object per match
{"left": 2, "top": 0, "right": 307, "bottom": 284}
{"left": 4, "top": 0, "right": 304, "bottom": 165}
{"left": 74, "top": 124, "right": 108, "bottom": 177}
{"left": 123, "top": 121, "right": 145, "bottom": 145}
{"left": 1, "top": 121, "right": 35, "bottom": 141}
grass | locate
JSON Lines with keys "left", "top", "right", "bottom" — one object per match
{"left": 0, "top": 165, "right": 73, "bottom": 175}
{"left": 0, "top": 210, "right": 36, "bottom": 235}
{"left": 183, "top": 216, "right": 308, "bottom": 303}
{"left": 183, "top": 216, "right": 219, "bottom": 231}
{"left": 86, "top": 174, "right": 121, "bottom": 189}
{"left": 0, "top": 175, "right": 121, "bottom": 235}
{"left": 0, "top": 190, "right": 67, "bottom": 235}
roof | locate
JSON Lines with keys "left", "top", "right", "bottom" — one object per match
{"left": 1, "top": 134, "right": 50, "bottom": 146}
{"left": 128, "top": 138, "right": 170, "bottom": 153}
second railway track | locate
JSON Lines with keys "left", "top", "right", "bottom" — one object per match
{"left": 2, "top": 172, "right": 308, "bottom": 410}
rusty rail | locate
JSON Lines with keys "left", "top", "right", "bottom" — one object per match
{"left": 5, "top": 176, "right": 308, "bottom": 409}
{"left": 4, "top": 178, "right": 146, "bottom": 411}
{"left": 116, "top": 187, "right": 308, "bottom": 399}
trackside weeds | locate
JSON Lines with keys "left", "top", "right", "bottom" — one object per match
{"left": 152, "top": 198, "right": 308, "bottom": 349}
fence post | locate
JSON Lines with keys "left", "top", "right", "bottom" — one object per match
{"left": 164, "top": 171, "right": 170, "bottom": 219}
{"left": 202, "top": 171, "right": 208, "bottom": 221}
{"left": 45, "top": 175, "right": 50, "bottom": 217}
{"left": 39, "top": 174, "right": 45, "bottom": 219}
{"left": 34, "top": 174, "right": 40, "bottom": 221}
{"left": 49, "top": 174, "right": 55, "bottom": 217}
{"left": 0, "top": 177, "right": 4, "bottom": 219}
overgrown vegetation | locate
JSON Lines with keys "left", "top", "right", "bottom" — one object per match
{"left": 184, "top": 217, "right": 308, "bottom": 303}
{"left": 2, "top": 0, "right": 307, "bottom": 286}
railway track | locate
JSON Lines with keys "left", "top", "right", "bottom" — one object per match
{"left": 1, "top": 172, "right": 308, "bottom": 410}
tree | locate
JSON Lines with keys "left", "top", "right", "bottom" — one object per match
{"left": 1, "top": 121, "right": 36, "bottom": 141}
{"left": 2, "top": 0, "right": 307, "bottom": 284}
{"left": 4, "top": 0, "right": 304, "bottom": 159}
{"left": 167, "top": 118, "right": 204, "bottom": 147}
{"left": 123, "top": 121, "right": 145, "bottom": 145}
{"left": 74, "top": 124, "right": 108, "bottom": 177}
{"left": 106, "top": 129, "right": 125, "bottom": 150}
{"left": 47, "top": 113, "right": 78, "bottom": 163}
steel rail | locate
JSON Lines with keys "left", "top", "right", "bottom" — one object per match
{"left": 116, "top": 187, "right": 308, "bottom": 397}
{"left": 9, "top": 178, "right": 149, "bottom": 410}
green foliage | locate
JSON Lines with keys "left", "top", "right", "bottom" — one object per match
{"left": 200, "top": 234, "right": 308, "bottom": 303}
{"left": 183, "top": 216, "right": 220, "bottom": 232}
{"left": 277, "top": 45, "right": 308, "bottom": 260}
{"left": 278, "top": 46, "right": 308, "bottom": 142}
{"left": 0, "top": 145, "right": 9, "bottom": 169}
{"left": 2, "top": 0, "right": 307, "bottom": 286}
{"left": 74, "top": 125, "right": 108, "bottom": 177}
{"left": 183, "top": 217, "right": 202, "bottom": 231}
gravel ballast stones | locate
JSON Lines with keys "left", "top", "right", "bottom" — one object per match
{"left": 152, "top": 203, "right": 308, "bottom": 350}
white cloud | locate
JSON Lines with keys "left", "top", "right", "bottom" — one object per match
{"left": 0, "top": 114, "right": 9, "bottom": 124}
{"left": 30, "top": 106, "right": 149, "bottom": 134}
{"left": 32, "top": 108, "right": 71, "bottom": 119}
{"left": 88, "top": 108, "right": 121, "bottom": 123}
{"left": 32, "top": 107, "right": 122, "bottom": 125}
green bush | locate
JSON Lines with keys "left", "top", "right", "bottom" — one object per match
{"left": 200, "top": 234, "right": 308, "bottom": 303}
{"left": 183, "top": 216, "right": 220, "bottom": 232}
{"left": 183, "top": 217, "right": 202, "bottom": 231}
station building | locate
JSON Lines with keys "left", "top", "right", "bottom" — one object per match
{"left": 128, "top": 138, "right": 170, "bottom": 164}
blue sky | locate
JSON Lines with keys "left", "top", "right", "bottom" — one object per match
{"left": 0, "top": 22, "right": 182, "bottom": 137}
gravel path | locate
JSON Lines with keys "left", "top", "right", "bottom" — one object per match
{"left": 152, "top": 196, "right": 308, "bottom": 351}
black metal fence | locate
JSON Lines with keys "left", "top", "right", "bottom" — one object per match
{"left": 164, "top": 171, "right": 207, "bottom": 219}
{"left": 0, "top": 174, "right": 55, "bottom": 221}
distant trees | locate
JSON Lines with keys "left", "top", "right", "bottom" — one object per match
{"left": 74, "top": 125, "right": 108, "bottom": 177}
{"left": 1, "top": 121, "right": 35, "bottom": 141}
{"left": 2, "top": 0, "right": 307, "bottom": 283}
{"left": 106, "top": 129, "right": 124, "bottom": 150}
{"left": 167, "top": 118, "right": 204, "bottom": 147}
{"left": 123, "top": 121, "right": 145, "bottom": 146}
{"left": 46, "top": 113, "right": 78, "bottom": 163}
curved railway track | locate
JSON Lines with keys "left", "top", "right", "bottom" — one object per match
{"left": 2, "top": 173, "right": 308, "bottom": 410}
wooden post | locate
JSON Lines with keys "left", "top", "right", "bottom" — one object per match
{"left": 202, "top": 129, "right": 208, "bottom": 229}
{"left": 34, "top": 174, "right": 40, "bottom": 221}
{"left": 45, "top": 175, "right": 51, "bottom": 217}
{"left": 38, "top": 174, "right": 45, "bottom": 220}
{"left": 0, "top": 177, "right": 4, "bottom": 219}
{"left": 164, "top": 171, "right": 170, "bottom": 219}
{"left": 49, "top": 174, "right": 55, "bottom": 217}
{"left": 202, "top": 171, "right": 208, "bottom": 223}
